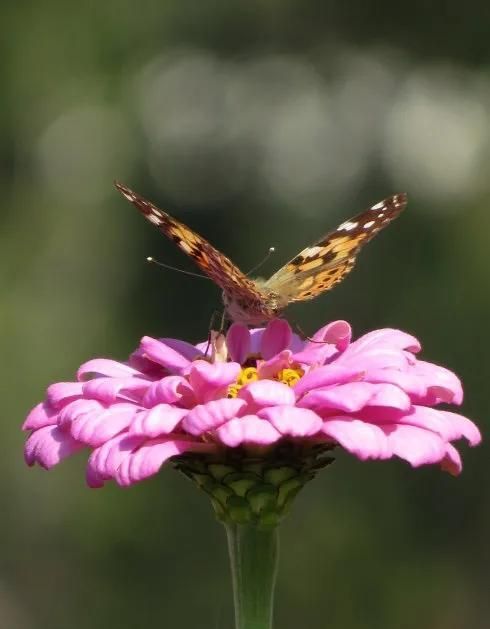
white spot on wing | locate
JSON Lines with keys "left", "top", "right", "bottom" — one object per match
{"left": 338, "top": 220, "right": 358, "bottom": 232}
{"left": 363, "top": 220, "right": 375, "bottom": 228}
{"left": 370, "top": 201, "right": 386, "bottom": 211}
{"left": 303, "top": 245, "right": 323, "bottom": 258}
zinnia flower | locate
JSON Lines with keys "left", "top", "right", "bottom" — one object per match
{"left": 23, "top": 318, "right": 480, "bottom": 520}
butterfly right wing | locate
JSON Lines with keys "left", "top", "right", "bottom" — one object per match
{"left": 115, "top": 182, "right": 264, "bottom": 303}
{"left": 263, "top": 193, "right": 407, "bottom": 308}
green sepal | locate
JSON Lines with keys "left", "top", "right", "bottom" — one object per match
{"left": 175, "top": 441, "right": 335, "bottom": 527}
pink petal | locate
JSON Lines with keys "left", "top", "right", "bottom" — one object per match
{"left": 294, "top": 365, "right": 364, "bottom": 397}
{"left": 238, "top": 380, "right": 296, "bottom": 411}
{"left": 69, "top": 402, "right": 140, "bottom": 447}
{"left": 142, "top": 375, "right": 195, "bottom": 407}
{"left": 257, "top": 350, "right": 293, "bottom": 379}
{"left": 216, "top": 415, "right": 281, "bottom": 447}
{"left": 88, "top": 433, "right": 145, "bottom": 482}
{"left": 261, "top": 319, "right": 293, "bottom": 360}
{"left": 288, "top": 333, "right": 305, "bottom": 354}
{"left": 82, "top": 377, "right": 150, "bottom": 404}
{"left": 246, "top": 326, "right": 305, "bottom": 355}
{"left": 294, "top": 320, "right": 352, "bottom": 365}
{"left": 23, "top": 401, "right": 58, "bottom": 430}
{"left": 139, "top": 336, "right": 192, "bottom": 374}
{"left": 439, "top": 410, "right": 481, "bottom": 446}
{"left": 158, "top": 337, "right": 203, "bottom": 362}
{"left": 382, "top": 424, "right": 447, "bottom": 467}
{"left": 313, "top": 320, "right": 352, "bottom": 349}
{"left": 351, "top": 406, "right": 407, "bottom": 423}
{"left": 129, "top": 404, "right": 188, "bottom": 437}
{"left": 226, "top": 324, "right": 251, "bottom": 363}
{"left": 24, "top": 426, "right": 85, "bottom": 469}
{"left": 440, "top": 444, "right": 463, "bottom": 476}
{"left": 293, "top": 345, "right": 337, "bottom": 366}
{"left": 322, "top": 418, "right": 391, "bottom": 460}
{"left": 363, "top": 368, "right": 427, "bottom": 398}
{"left": 128, "top": 349, "right": 167, "bottom": 378}
{"left": 183, "top": 398, "right": 247, "bottom": 435}
{"left": 257, "top": 406, "right": 323, "bottom": 437}
{"left": 299, "top": 382, "right": 411, "bottom": 413}
{"left": 248, "top": 327, "right": 266, "bottom": 354}
{"left": 58, "top": 398, "right": 105, "bottom": 428}
{"left": 338, "top": 346, "right": 410, "bottom": 371}
{"left": 346, "top": 328, "right": 421, "bottom": 355}
{"left": 46, "top": 382, "right": 84, "bottom": 407}
{"left": 86, "top": 465, "right": 105, "bottom": 488}
{"left": 78, "top": 359, "right": 142, "bottom": 380}
{"left": 412, "top": 360, "right": 463, "bottom": 405}
{"left": 392, "top": 406, "right": 479, "bottom": 445}
{"left": 116, "top": 439, "right": 213, "bottom": 486}
{"left": 188, "top": 360, "right": 241, "bottom": 403}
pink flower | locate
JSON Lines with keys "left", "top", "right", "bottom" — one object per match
{"left": 23, "top": 319, "right": 481, "bottom": 488}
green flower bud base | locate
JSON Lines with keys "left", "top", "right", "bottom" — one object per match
{"left": 175, "top": 441, "right": 335, "bottom": 528}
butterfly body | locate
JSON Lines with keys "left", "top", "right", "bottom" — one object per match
{"left": 222, "top": 282, "right": 280, "bottom": 325}
{"left": 116, "top": 182, "right": 407, "bottom": 325}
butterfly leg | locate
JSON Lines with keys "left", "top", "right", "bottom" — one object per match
{"left": 203, "top": 309, "right": 231, "bottom": 358}
{"left": 203, "top": 309, "right": 221, "bottom": 358}
{"left": 218, "top": 309, "right": 228, "bottom": 334}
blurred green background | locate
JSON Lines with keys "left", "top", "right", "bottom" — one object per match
{"left": 3, "top": 2, "right": 488, "bottom": 628}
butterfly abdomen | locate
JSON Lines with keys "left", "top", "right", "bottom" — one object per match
{"left": 222, "top": 289, "right": 280, "bottom": 325}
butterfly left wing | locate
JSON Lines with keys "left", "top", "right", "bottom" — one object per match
{"left": 262, "top": 193, "right": 407, "bottom": 307}
{"left": 115, "top": 182, "right": 266, "bottom": 305}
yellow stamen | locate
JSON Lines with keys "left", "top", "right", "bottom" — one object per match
{"left": 237, "top": 367, "right": 259, "bottom": 386}
{"left": 227, "top": 384, "right": 240, "bottom": 398}
{"left": 276, "top": 367, "right": 304, "bottom": 387}
{"left": 227, "top": 367, "right": 259, "bottom": 398}
{"left": 227, "top": 365, "right": 303, "bottom": 398}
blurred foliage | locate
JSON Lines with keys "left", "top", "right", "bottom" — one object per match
{"left": 2, "top": 1, "right": 489, "bottom": 628}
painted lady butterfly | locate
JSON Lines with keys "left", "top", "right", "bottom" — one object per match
{"left": 116, "top": 182, "right": 407, "bottom": 325}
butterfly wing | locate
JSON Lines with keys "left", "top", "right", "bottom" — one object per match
{"left": 263, "top": 193, "right": 407, "bottom": 307}
{"left": 115, "top": 182, "right": 265, "bottom": 303}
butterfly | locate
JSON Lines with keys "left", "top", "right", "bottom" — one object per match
{"left": 115, "top": 182, "right": 407, "bottom": 325}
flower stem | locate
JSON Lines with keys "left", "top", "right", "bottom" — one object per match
{"left": 225, "top": 523, "right": 279, "bottom": 629}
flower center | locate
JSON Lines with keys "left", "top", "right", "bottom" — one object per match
{"left": 237, "top": 367, "right": 260, "bottom": 386}
{"left": 227, "top": 367, "right": 259, "bottom": 398}
{"left": 227, "top": 365, "right": 304, "bottom": 398}
{"left": 275, "top": 367, "right": 304, "bottom": 386}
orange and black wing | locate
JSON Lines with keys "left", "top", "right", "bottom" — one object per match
{"left": 263, "top": 193, "right": 407, "bottom": 306}
{"left": 115, "top": 182, "right": 264, "bottom": 303}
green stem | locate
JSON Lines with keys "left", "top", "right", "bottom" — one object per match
{"left": 225, "top": 523, "right": 279, "bottom": 629}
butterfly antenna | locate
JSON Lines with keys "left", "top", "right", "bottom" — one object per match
{"left": 246, "top": 246, "right": 276, "bottom": 276}
{"left": 295, "top": 322, "right": 330, "bottom": 344}
{"left": 146, "top": 257, "right": 211, "bottom": 280}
